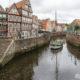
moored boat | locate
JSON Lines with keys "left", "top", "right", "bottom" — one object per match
{"left": 50, "top": 41, "right": 63, "bottom": 50}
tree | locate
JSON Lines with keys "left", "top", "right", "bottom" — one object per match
{"left": 66, "top": 24, "right": 69, "bottom": 27}
{"left": 74, "top": 24, "right": 80, "bottom": 31}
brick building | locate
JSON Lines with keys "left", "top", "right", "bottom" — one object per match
{"left": 0, "top": 5, "right": 8, "bottom": 37}
{"left": 69, "top": 19, "right": 80, "bottom": 32}
{"left": 42, "top": 19, "right": 52, "bottom": 32}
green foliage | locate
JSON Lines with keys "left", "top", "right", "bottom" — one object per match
{"left": 66, "top": 24, "right": 69, "bottom": 26}
{"left": 75, "top": 24, "right": 80, "bottom": 30}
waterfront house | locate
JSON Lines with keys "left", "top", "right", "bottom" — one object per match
{"left": 0, "top": 5, "right": 8, "bottom": 37}
{"left": 42, "top": 19, "right": 52, "bottom": 32}
{"left": 52, "top": 22, "right": 67, "bottom": 32}
{"left": 32, "top": 15, "right": 42, "bottom": 37}
{"left": 32, "top": 15, "right": 39, "bottom": 37}
{"left": 69, "top": 19, "right": 80, "bottom": 33}
{"left": 7, "top": 3, "right": 21, "bottom": 39}
{"left": 51, "top": 21, "right": 55, "bottom": 32}
{"left": 38, "top": 19, "right": 42, "bottom": 30}
{"left": 7, "top": 0, "right": 33, "bottom": 39}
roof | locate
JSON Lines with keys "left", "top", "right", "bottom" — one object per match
{"left": 0, "top": 5, "right": 5, "bottom": 12}
{"left": 7, "top": 0, "right": 26, "bottom": 14}
{"left": 15, "top": 0, "right": 25, "bottom": 8}
{"left": 7, "top": 0, "right": 32, "bottom": 14}
{"left": 73, "top": 19, "right": 80, "bottom": 25}
{"left": 7, "top": 3, "right": 20, "bottom": 15}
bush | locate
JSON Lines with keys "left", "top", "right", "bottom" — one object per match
{"left": 75, "top": 24, "right": 80, "bottom": 31}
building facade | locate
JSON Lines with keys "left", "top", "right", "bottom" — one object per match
{"left": 38, "top": 19, "right": 42, "bottom": 30}
{"left": 0, "top": 5, "right": 8, "bottom": 37}
{"left": 7, "top": 0, "right": 33, "bottom": 39}
{"left": 7, "top": 3, "right": 21, "bottom": 38}
{"left": 69, "top": 19, "right": 80, "bottom": 32}
{"left": 42, "top": 19, "right": 52, "bottom": 32}
{"left": 32, "top": 15, "right": 42, "bottom": 37}
{"left": 52, "top": 22, "right": 67, "bottom": 32}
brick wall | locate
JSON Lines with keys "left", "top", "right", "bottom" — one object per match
{"left": 66, "top": 34, "right": 80, "bottom": 47}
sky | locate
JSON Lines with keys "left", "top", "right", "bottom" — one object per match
{"left": 0, "top": 0, "right": 80, "bottom": 23}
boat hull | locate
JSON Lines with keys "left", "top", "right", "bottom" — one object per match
{"left": 50, "top": 46, "right": 62, "bottom": 50}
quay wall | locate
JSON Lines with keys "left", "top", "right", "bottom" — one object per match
{"left": 0, "top": 35, "right": 50, "bottom": 67}
{"left": 52, "top": 32, "right": 66, "bottom": 37}
{"left": 66, "top": 34, "right": 80, "bottom": 47}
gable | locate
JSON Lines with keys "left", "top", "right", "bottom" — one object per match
{"left": 0, "top": 5, "right": 4, "bottom": 12}
{"left": 25, "top": 0, "right": 30, "bottom": 4}
{"left": 9, "top": 4, "right": 19, "bottom": 15}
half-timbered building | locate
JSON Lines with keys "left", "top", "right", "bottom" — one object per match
{"left": 7, "top": 0, "right": 33, "bottom": 39}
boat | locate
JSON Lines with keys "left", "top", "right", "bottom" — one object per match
{"left": 50, "top": 41, "right": 63, "bottom": 50}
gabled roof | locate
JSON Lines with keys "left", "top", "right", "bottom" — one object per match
{"left": 7, "top": 3, "right": 20, "bottom": 15}
{"left": 7, "top": 0, "right": 32, "bottom": 14}
{"left": 15, "top": 0, "right": 25, "bottom": 8}
{"left": 0, "top": 5, "right": 5, "bottom": 12}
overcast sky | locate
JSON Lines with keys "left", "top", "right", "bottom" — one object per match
{"left": 0, "top": 0, "right": 80, "bottom": 23}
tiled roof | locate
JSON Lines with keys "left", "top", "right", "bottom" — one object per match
{"left": 15, "top": 0, "right": 25, "bottom": 8}
{"left": 7, "top": 3, "right": 20, "bottom": 15}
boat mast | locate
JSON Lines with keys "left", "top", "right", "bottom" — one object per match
{"left": 55, "top": 11, "right": 57, "bottom": 31}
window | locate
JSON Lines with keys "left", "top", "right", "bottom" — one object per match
{"left": 3, "top": 14, "right": 6, "bottom": 17}
{"left": 0, "top": 22, "right": 2, "bottom": 27}
{"left": 0, "top": 14, "right": 2, "bottom": 17}
{"left": 22, "top": 10, "right": 28, "bottom": 16}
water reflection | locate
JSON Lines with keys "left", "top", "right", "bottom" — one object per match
{"left": 0, "top": 45, "right": 49, "bottom": 80}
{"left": 67, "top": 43, "right": 80, "bottom": 66}
{"left": 51, "top": 47, "right": 63, "bottom": 54}
{"left": 0, "top": 37, "right": 80, "bottom": 80}
{"left": 67, "top": 43, "right": 80, "bottom": 59}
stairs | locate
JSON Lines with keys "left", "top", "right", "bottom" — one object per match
{"left": 0, "top": 39, "right": 11, "bottom": 59}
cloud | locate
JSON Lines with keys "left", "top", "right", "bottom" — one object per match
{"left": 0, "top": 0, "right": 80, "bottom": 23}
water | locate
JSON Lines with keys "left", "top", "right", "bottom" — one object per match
{"left": 0, "top": 37, "right": 80, "bottom": 80}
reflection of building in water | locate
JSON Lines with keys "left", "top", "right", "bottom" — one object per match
{"left": 0, "top": 45, "right": 48, "bottom": 80}
{"left": 67, "top": 43, "right": 80, "bottom": 65}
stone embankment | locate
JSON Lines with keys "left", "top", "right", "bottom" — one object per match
{"left": 0, "top": 35, "right": 50, "bottom": 67}
{"left": 52, "top": 32, "right": 66, "bottom": 37}
{"left": 66, "top": 33, "right": 80, "bottom": 47}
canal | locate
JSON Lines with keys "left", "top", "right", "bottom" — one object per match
{"left": 0, "top": 37, "right": 80, "bottom": 80}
